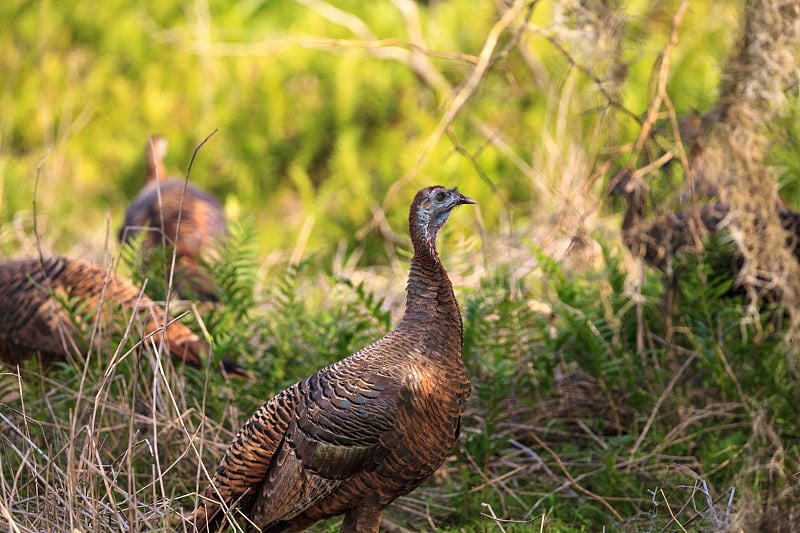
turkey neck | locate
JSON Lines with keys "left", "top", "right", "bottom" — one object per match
{"left": 622, "top": 179, "right": 645, "bottom": 234}
{"left": 398, "top": 247, "right": 464, "bottom": 354}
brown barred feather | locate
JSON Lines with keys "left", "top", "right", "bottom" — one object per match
{"left": 189, "top": 186, "right": 475, "bottom": 533}
{"left": 0, "top": 256, "right": 247, "bottom": 378}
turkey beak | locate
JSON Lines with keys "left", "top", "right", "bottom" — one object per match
{"left": 454, "top": 192, "right": 476, "bottom": 206}
{"left": 221, "top": 356, "right": 255, "bottom": 380}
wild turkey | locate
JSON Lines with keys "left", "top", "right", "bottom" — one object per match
{"left": 0, "top": 256, "right": 249, "bottom": 378}
{"left": 611, "top": 168, "right": 731, "bottom": 271}
{"left": 779, "top": 208, "right": 800, "bottom": 263}
{"left": 119, "top": 135, "right": 227, "bottom": 301}
{"left": 188, "top": 186, "right": 475, "bottom": 532}
{"left": 610, "top": 169, "right": 734, "bottom": 339}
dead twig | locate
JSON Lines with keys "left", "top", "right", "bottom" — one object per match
{"left": 628, "top": 335, "right": 698, "bottom": 461}
{"left": 630, "top": 0, "right": 690, "bottom": 163}
{"left": 527, "top": 431, "right": 624, "bottom": 522}
{"left": 383, "top": 0, "right": 535, "bottom": 210}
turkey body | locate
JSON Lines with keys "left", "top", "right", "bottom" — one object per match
{"left": 119, "top": 135, "right": 227, "bottom": 301}
{"left": 0, "top": 256, "right": 246, "bottom": 377}
{"left": 190, "top": 186, "right": 475, "bottom": 532}
{"left": 612, "top": 168, "right": 730, "bottom": 271}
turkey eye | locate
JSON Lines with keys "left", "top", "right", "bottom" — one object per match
{"left": 433, "top": 190, "right": 447, "bottom": 203}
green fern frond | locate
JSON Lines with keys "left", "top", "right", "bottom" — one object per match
{"left": 205, "top": 218, "right": 260, "bottom": 320}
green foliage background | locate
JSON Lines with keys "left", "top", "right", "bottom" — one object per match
{"left": 0, "top": 0, "right": 743, "bottom": 262}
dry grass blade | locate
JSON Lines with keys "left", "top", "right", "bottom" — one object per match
{"left": 628, "top": 338, "right": 698, "bottom": 461}
{"left": 526, "top": 431, "right": 624, "bottom": 522}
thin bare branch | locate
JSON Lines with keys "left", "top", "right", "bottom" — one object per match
{"left": 533, "top": 30, "right": 640, "bottom": 124}
{"left": 631, "top": 0, "right": 690, "bottom": 159}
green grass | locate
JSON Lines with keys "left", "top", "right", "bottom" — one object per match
{"left": 3, "top": 231, "right": 799, "bottom": 531}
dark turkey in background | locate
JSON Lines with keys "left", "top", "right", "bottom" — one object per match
{"left": 119, "top": 135, "right": 227, "bottom": 302}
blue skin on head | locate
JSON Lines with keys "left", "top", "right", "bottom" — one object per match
{"left": 415, "top": 187, "right": 471, "bottom": 261}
